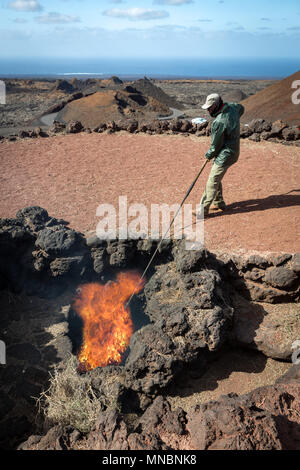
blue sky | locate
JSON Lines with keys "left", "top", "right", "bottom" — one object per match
{"left": 1, "top": 0, "right": 300, "bottom": 59}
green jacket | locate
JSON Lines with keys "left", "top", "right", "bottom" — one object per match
{"left": 205, "top": 102, "right": 245, "bottom": 167}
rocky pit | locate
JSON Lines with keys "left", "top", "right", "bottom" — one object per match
{"left": 0, "top": 206, "right": 299, "bottom": 450}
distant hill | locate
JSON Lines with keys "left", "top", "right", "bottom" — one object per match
{"left": 132, "top": 77, "right": 184, "bottom": 110}
{"left": 241, "top": 70, "right": 300, "bottom": 125}
{"left": 56, "top": 89, "right": 170, "bottom": 128}
{"left": 222, "top": 89, "right": 248, "bottom": 103}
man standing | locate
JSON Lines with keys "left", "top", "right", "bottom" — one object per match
{"left": 199, "top": 93, "right": 244, "bottom": 217}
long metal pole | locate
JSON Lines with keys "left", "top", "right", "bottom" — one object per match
{"left": 124, "top": 159, "right": 209, "bottom": 310}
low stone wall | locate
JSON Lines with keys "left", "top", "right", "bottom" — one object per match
{"left": 1, "top": 206, "right": 298, "bottom": 305}
{"left": 0, "top": 206, "right": 299, "bottom": 449}
{"left": 216, "top": 250, "right": 300, "bottom": 304}
{"left": 1, "top": 117, "right": 299, "bottom": 146}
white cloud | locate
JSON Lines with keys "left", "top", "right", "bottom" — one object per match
{"left": 35, "top": 12, "right": 81, "bottom": 24}
{"left": 153, "top": 0, "right": 193, "bottom": 4}
{"left": 102, "top": 8, "right": 169, "bottom": 21}
{"left": 153, "top": 0, "right": 194, "bottom": 5}
{"left": 7, "top": 0, "right": 42, "bottom": 11}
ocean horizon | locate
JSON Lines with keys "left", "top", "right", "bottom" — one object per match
{"left": 0, "top": 57, "right": 299, "bottom": 80}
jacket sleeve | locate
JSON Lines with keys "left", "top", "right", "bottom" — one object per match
{"left": 229, "top": 102, "right": 245, "bottom": 117}
{"left": 205, "top": 120, "right": 225, "bottom": 160}
{"left": 237, "top": 103, "right": 245, "bottom": 117}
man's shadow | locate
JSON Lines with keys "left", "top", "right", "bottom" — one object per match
{"left": 209, "top": 189, "right": 300, "bottom": 217}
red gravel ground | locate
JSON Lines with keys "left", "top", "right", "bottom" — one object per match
{"left": 0, "top": 132, "right": 299, "bottom": 254}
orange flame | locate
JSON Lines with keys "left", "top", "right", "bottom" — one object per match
{"left": 72, "top": 271, "right": 145, "bottom": 371}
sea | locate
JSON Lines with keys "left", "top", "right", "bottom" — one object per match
{"left": 0, "top": 57, "right": 299, "bottom": 80}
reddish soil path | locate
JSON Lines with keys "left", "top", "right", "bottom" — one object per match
{"left": 0, "top": 132, "right": 299, "bottom": 253}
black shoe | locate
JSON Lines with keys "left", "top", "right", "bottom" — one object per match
{"left": 192, "top": 209, "right": 209, "bottom": 218}
{"left": 212, "top": 202, "right": 227, "bottom": 211}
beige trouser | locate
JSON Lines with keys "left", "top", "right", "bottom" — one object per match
{"left": 200, "top": 162, "right": 230, "bottom": 210}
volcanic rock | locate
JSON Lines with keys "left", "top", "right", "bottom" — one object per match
{"left": 264, "top": 266, "right": 298, "bottom": 290}
{"left": 146, "top": 120, "right": 162, "bottom": 133}
{"left": 282, "top": 126, "right": 300, "bottom": 141}
{"left": 186, "top": 393, "right": 282, "bottom": 450}
{"left": 240, "top": 125, "right": 253, "bottom": 138}
{"left": 20, "top": 376, "right": 300, "bottom": 450}
{"left": 124, "top": 324, "right": 179, "bottom": 395}
{"left": 127, "top": 396, "right": 187, "bottom": 450}
{"left": 260, "top": 131, "right": 272, "bottom": 140}
{"left": 90, "top": 247, "right": 107, "bottom": 275}
{"left": 231, "top": 293, "right": 300, "bottom": 359}
{"left": 80, "top": 411, "right": 130, "bottom": 450}
{"left": 53, "top": 80, "right": 74, "bottom": 93}
{"left": 248, "top": 118, "right": 272, "bottom": 133}
{"left": 133, "top": 77, "right": 183, "bottom": 111}
{"left": 206, "top": 121, "right": 212, "bottom": 136}
{"left": 16, "top": 206, "right": 50, "bottom": 233}
{"left": 19, "top": 425, "right": 71, "bottom": 450}
{"left": 266, "top": 253, "right": 292, "bottom": 267}
{"left": 125, "top": 246, "right": 233, "bottom": 395}
{"left": 108, "top": 242, "right": 137, "bottom": 268}
{"left": 49, "top": 256, "right": 87, "bottom": 278}
{"left": 87, "top": 366, "right": 127, "bottom": 413}
{"left": 101, "top": 76, "right": 123, "bottom": 87}
{"left": 233, "top": 278, "right": 293, "bottom": 303}
{"left": 49, "top": 121, "right": 66, "bottom": 134}
{"left": 35, "top": 226, "right": 83, "bottom": 256}
{"left": 169, "top": 118, "right": 183, "bottom": 132}
{"left": 30, "top": 127, "right": 48, "bottom": 138}
{"left": 66, "top": 120, "right": 84, "bottom": 134}
{"left": 109, "top": 76, "right": 123, "bottom": 85}
{"left": 0, "top": 217, "right": 32, "bottom": 246}
{"left": 18, "top": 130, "right": 30, "bottom": 139}
{"left": 196, "top": 120, "right": 208, "bottom": 131}
{"left": 174, "top": 245, "right": 207, "bottom": 274}
{"left": 231, "top": 253, "right": 272, "bottom": 270}
{"left": 270, "top": 119, "right": 288, "bottom": 136}
{"left": 248, "top": 132, "right": 261, "bottom": 142}
{"left": 106, "top": 120, "right": 119, "bottom": 132}
{"left": 86, "top": 234, "right": 106, "bottom": 249}
{"left": 291, "top": 254, "right": 300, "bottom": 273}
{"left": 127, "top": 120, "right": 139, "bottom": 133}
{"left": 180, "top": 120, "right": 193, "bottom": 133}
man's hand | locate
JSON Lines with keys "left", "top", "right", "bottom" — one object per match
{"left": 205, "top": 152, "right": 213, "bottom": 160}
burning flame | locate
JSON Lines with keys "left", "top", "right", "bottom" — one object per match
{"left": 72, "top": 271, "right": 145, "bottom": 371}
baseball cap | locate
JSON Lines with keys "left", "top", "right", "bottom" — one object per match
{"left": 202, "top": 93, "right": 221, "bottom": 110}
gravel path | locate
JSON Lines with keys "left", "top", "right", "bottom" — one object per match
{"left": 0, "top": 132, "right": 299, "bottom": 253}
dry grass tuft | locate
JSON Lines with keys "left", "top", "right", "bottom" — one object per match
{"left": 37, "top": 355, "right": 102, "bottom": 434}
